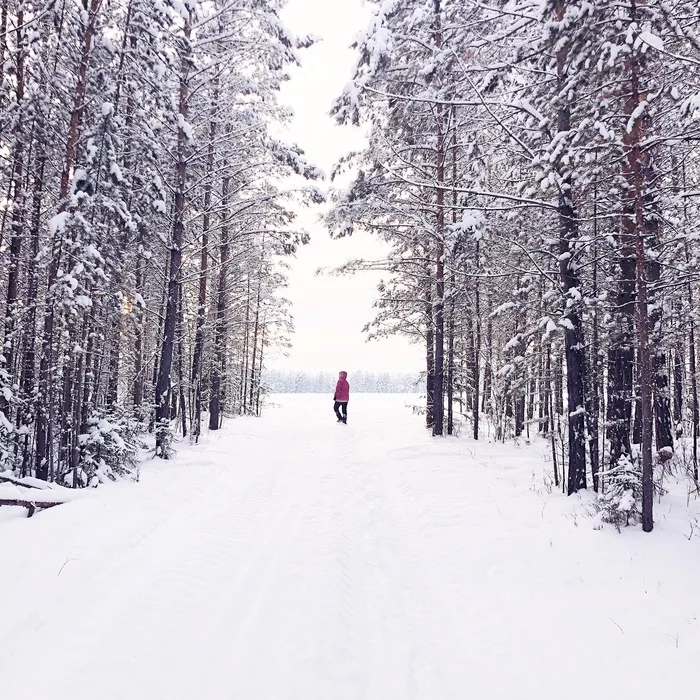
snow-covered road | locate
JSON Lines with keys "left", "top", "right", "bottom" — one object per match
{"left": 2, "top": 394, "right": 700, "bottom": 699}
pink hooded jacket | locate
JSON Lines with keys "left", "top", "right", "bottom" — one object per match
{"left": 334, "top": 371, "right": 350, "bottom": 402}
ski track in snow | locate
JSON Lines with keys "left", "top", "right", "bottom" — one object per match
{"left": 2, "top": 393, "right": 700, "bottom": 699}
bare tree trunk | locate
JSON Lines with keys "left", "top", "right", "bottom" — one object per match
{"left": 621, "top": 7, "right": 654, "bottom": 531}
{"left": 209, "top": 175, "right": 230, "bottom": 431}
{"left": 241, "top": 278, "right": 251, "bottom": 413}
{"left": 446, "top": 299, "right": 454, "bottom": 436}
{"left": 680, "top": 163, "right": 699, "bottom": 479}
{"left": 690, "top": 320, "right": 699, "bottom": 481}
{"left": 473, "top": 241, "right": 481, "bottom": 440}
{"left": 176, "top": 281, "right": 187, "bottom": 438}
{"left": 636, "top": 224, "right": 654, "bottom": 532}
{"left": 553, "top": 0, "right": 587, "bottom": 494}
{"left": 588, "top": 180, "right": 601, "bottom": 490}
{"left": 685, "top": 256, "right": 699, "bottom": 480}
{"left": 248, "top": 275, "right": 262, "bottom": 416}
{"left": 431, "top": 0, "right": 445, "bottom": 437}
{"left": 255, "top": 324, "right": 266, "bottom": 417}
{"left": 549, "top": 347, "right": 559, "bottom": 488}
{"left": 482, "top": 297, "right": 492, "bottom": 416}
{"left": 19, "top": 124, "right": 46, "bottom": 476}
{"left": 191, "top": 88, "right": 217, "bottom": 441}
{"left": 132, "top": 229, "right": 145, "bottom": 411}
{"left": 154, "top": 12, "right": 191, "bottom": 455}
{"left": 425, "top": 284, "right": 435, "bottom": 430}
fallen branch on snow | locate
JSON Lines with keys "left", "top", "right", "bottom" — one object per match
{"left": 0, "top": 473, "right": 44, "bottom": 490}
{"left": 0, "top": 479, "right": 76, "bottom": 518}
{"left": 0, "top": 498, "right": 65, "bottom": 518}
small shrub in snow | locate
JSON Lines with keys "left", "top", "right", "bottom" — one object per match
{"left": 0, "top": 366, "right": 16, "bottom": 472}
{"left": 599, "top": 456, "right": 642, "bottom": 529}
{"left": 78, "top": 409, "right": 140, "bottom": 485}
{"left": 599, "top": 455, "right": 642, "bottom": 531}
{"left": 0, "top": 413, "right": 14, "bottom": 472}
{"left": 154, "top": 418, "right": 175, "bottom": 459}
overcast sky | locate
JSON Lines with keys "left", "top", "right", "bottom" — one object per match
{"left": 270, "top": 0, "right": 424, "bottom": 375}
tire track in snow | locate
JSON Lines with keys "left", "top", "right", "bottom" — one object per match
{"left": 0, "top": 438, "right": 321, "bottom": 699}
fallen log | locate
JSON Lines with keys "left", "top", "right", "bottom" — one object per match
{"left": 0, "top": 498, "right": 64, "bottom": 518}
{"left": 0, "top": 474, "right": 43, "bottom": 490}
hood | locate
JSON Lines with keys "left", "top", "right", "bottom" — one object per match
{"left": 339, "top": 371, "right": 348, "bottom": 380}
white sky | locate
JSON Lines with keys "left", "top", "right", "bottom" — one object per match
{"left": 270, "top": 0, "right": 424, "bottom": 375}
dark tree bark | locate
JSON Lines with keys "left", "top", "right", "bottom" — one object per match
{"left": 154, "top": 13, "right": 191, "bottom": 455}
{"left": 647, "top": 210, "right": 673, "bottom": 452}
{"left": 176, "top": 281, "right": 187, "bottom": 439}
{"left": 425, "top": 284, "right": 435, "bottom": 430}
{"left": 673, "top": 346, "right": 683, "bottom": 429}
{"left": 19, "top": 122, "right": 46, "bottom": 476}
{"left": 241, "top": 278, "right": 251, "bottom": 413}
{"left": 587, "top": 183, "right": 601, "bottom": 490}
{"left": 553, "top": 0, "right": 587, "bottom": 494}
{"left": 431, "top": 0, "right": 445, "bottom": 437}
{"left": 473, "top": 240, "right": 481, "bottom": 440}
{"left": 132, "top": 229, "right": 145, "bottom": 411}
{"left": 191, "top": 88, "right": 217, "bottom": 440}
{"left": 621, "top": 8, "right": 654, "bottom": 531}
{"left": 607, "top": 219, "right": 635, "bottom": 465}
{"left": 248, "top": 275, "right": 262, "bottom": 415}
{"left": 209, "top": 175, "right": 231, "bottom": 431}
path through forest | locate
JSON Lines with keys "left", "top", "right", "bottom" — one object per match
{"left": 2, "top": 394, "right": 700, "bottom": 699}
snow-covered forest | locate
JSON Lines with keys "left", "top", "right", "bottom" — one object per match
{"left": 3, "top": 1, "right": 700, "bottom": 695}
{"left": 0, "top": 0, "right": 322, "bottom": 486}
{"left": 328, "top": 0, "right": 700, "bottom": 532}
{"left": 0, "top": 0, "right": 699, "bottom": 526}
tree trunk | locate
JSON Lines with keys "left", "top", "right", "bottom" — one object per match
{"left": 588, "top": 181, "right": 601, "bottom": 490}
{"left": 431, "top": 0, "right": 445, "bottom": 437}
{"left": 425, "top": 285, "right": 435, "bottom": 430}
{"left": 473, "top": 241, "right": 481, "bottom": 440}
{"left": 209, "top": 175, "right": 231, "bottom": 431}
{"left": 446, "top": 299, "right": 454, "bottom": 436}
{"left": 19, "top": 125, "right": 46, "bottom": 476}
{"left": 241, "top": 278, "right": 251, "bottom": 413}
{"left": 191, "top": 88, "right": 217, "bottom": 441}
{"left": 554, "top": 0, "right": 587, "bottom": 494}
{"left": 248, "top": 274, "right": 263, "bottom": 416}
{"left": 132, "top": 229, "right": 145, "bottom": 411}
{"left": 154, "top": 12, "right": 191, "bottom": 455}
{"left": 621, "top": 8, "right": 654, "bottom": 530}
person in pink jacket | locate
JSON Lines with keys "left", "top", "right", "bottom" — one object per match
{"left": 333, "top": 371, "right": 350, "bottom": 424}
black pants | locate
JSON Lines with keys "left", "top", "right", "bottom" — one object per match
{"left": 334, "top": 401, "right": 348, "bottom": 423}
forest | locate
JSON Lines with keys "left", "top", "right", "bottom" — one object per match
{"left": 327, "top": 0, "right": 700, "bottom": 532}
{"left": 0, "top": 0, "right": 321, "bottom": 487}
{"left": 4, "top": 2, "right": 700, "bottom": 691}
{"left": 0, "top": 0, "right": 698, "bottom": 534}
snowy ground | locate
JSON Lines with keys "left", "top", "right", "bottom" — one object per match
{"left": 2, "top": 393, "right": 700, "bottom": 699}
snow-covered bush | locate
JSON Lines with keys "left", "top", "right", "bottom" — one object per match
{"left": 154, "top": 418, "right": 174, "bottom": 460}
{"left": 599, "top": 455, "right": 642, "bottom": 531}
{"left": 0, "top": 365, "right": 17, "bottom": 472}
{"left": 0, "top": 412, "right": 13, "bottom": 472}
{"left": 77, "top": 409, "right": 141, "bottom": 485}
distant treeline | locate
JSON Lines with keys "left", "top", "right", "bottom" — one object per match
{"left": 264, "top": 370, "right": 420, "bottom": 394}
